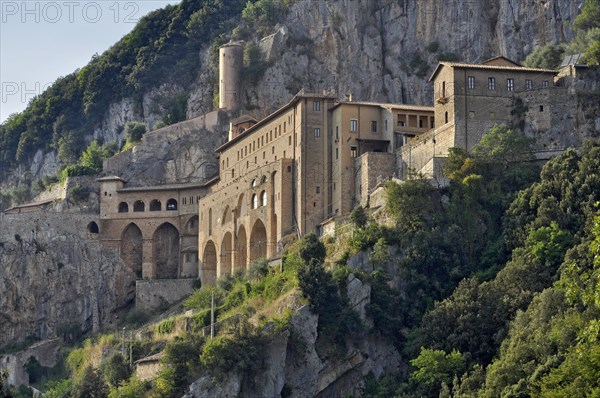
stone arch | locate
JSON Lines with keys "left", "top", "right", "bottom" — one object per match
{"left": 133, "top": 200, "right": 145, "bottom": 212}
{"left": 153, "top": 222, "right": 180, "bottom": 279}
{"left": 166, "top": 198, "right": 178, "bottom": 211}
{"left": 149, "top": 199, "right": 161, "bottom": 211}
{"left": 87, "top": 221, "right": 99, "bottom": 234}
{"left": 203, "top": 240, "right": 217, "bottom": 285}
{"left": 235, "top": 224, "right": 247, "bottom": 272}
{"left": 118, "top": 202, "right": 129, "bottom": 213}
{"left": 185, "top": 215, "right": 199, "bottom": 235}
{"left": 237, "top": 193, "right": 247, "bottom": 217}
{"left": 249, "top": 219, "right": 267, "bottom": 263}
{"left": 261, "top": 190, "right": 267, "bottom": 207}
{"left": 221, "top": 232, "right": 233, "bottom": 275}
{"left": 222, "top": 205, "right": 231, "bottom": 225}
{"left": 121, "top": 223, "right": 142, "bottom": 278}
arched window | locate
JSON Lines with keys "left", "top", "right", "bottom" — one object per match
{"left": 252, "top": 194, "right": 258, "bottom": 209}
{"left": 260, "top": 175, "right": 267, "bottom": 184}
{"left": 118, "top": 202, "right": 129, "bottom": 213}
{"left": 150, "top": 199, "right": 161, "bottom": 211}
{"left": 87, "top": 221, "right": 99, "bottom": 234}
{"left": 133, "top": 200, "right": 145, "bottom": 212}
{"left": 261, "top": 190, "right": 267, "bottom": 207}
{"left": 251, "top": 179, "right": 257, "bottom": 188}
{"left": 166, "top": 198, "right": 178, "bottom": 211}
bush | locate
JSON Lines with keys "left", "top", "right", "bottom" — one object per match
{"left": 248, "top": 258, "right": 269, "bottom": 281}
{"left": 124, "top": 307, "right": 149, "bottom": 326}
{"left": 124, "top": 121, "right": 146, "bottom": 144}
{"left": 156, "top": 319, "right": 175, "bottom": 334}
{"left": 350, "top": 206, "right": 368, "bottom": 229}
{"left": 100, "top": 353, "right": 131, "bottom": 388}
{"left": 298, "top": 233, "right": 326, "bottom": 264}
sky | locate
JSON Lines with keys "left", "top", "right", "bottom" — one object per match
{"left": 0, "top": 0, "right": 180, "bottom": 123}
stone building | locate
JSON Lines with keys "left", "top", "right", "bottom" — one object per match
{"left": 398, "top": 56, "right": 582, "bottom": 179}
{"left": 197, "top": 93, "right": 433, "bottom": 284}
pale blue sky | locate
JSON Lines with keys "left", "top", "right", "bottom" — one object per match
{"left": 0, "top": 0, "right": 180, "bottom": 123}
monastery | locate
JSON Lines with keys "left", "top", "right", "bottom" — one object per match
{"left": 91, "top": 43, "right": 596, "bottom": 301}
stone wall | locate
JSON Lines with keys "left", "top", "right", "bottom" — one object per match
{"left": 397, "top": 123, "right": 455, "bottom": 178}
{"left": 354, "top": 152, "right": 396, "bottom": 207}
{"left": 0, "top": 338, "right": 61, "bottom": 387}
{"left": 135, "top": 279, "right": 197, "bottom": 312}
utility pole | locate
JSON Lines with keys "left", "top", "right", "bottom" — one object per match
{"left": 121, "top": 327, "right": 126, "bottom": 357}
{"left": 210, "top": 290, "right": 215, "bottom": 339}
{"left": 129, "top": 330, "right": 133, "bottom": 369}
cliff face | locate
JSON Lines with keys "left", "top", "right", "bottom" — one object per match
{"left": 0, "top": 211, "right": 121, "bottom": 347}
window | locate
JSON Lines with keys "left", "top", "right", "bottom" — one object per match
{"left": 350, "top": 146, "right": 357, "bottom": 158}
{"left": 183, "top": 197, "right": 187, "bottom": 205}
{"left": 371, "top": 121, "right": 377, "bottom": 133}
{"left": 507, "top": 78, "right": 514, "bottom": 91}
{"left": 166, "top": 199, "right": 177, "bottom": 211}
{"left": 150, "top": 200, "right": 161, "bottom": 211}
{"left": 468, "top": 76, "right": 475, "bottom": 89}
{"left": 444, "top": 111, "right": 449, "bottom": 124}
{"left": 336, "top": 148, "right": 339, "bottom": 159}
{"left": 261, "top": 191, "right": 267, "bottom": 207}
{"left": 442, "top": 81, "right": 446, "bottom": 97}
{"left": 385, "top": 119, "right": 388, "bottom": 131}
{"left": 430, "top": 118, "right": 435, "bottom": 128}
{"left": 539, "top": 105, "right": 544, "bottom": 112}
{"left": 398, "top": 120, "right": 405, "bottom": 126}
{"left": 231, "top": 169, "right": 235, "bottom": 178}
{"left": 543, "top": 80, "right": 549, "bottom": 88}
{"left": 284, "top": 122, "right": 286, "bottom": 132}
{"left": 118, "top": 202, "right": 129, "bottom": 213}
{"left": 350, "top": 119, "right": 358, "bottom": 132}
{"left": 252, "top": 194, "right": 258, "bottom": 209}
{"left": 526, "top": 79, "right": 533, "bottom": 90}
{"left": 419, "top": 119, "right": 423, "bottom": 128}
{"left": 133, "top": 201, "right": 145, "bottom": 212}
{"left": 316, "top": 186, "right": 320, "bottom": 193}
{"left": 336, "top": 126, "right": 339, "bottom": 140}
{"left": 261, "top": 175, "right": 267, "bottom": 184}
{"left": 314, "top": 128, "right": 321, "bottom": 137}
{"left": 313, "top": 100, "right": 321, "bottom": 111}
{"left": 289, "top": 136, "right": 291, "bottom": 145}
{"left": 272, "top": 146, "right": 274, "bottom": 154}
{"left": 251, "top": 179, "right": 257, "bottom": 187}
{"left": 488, "top": 77, "right": 496, "bottom": 90}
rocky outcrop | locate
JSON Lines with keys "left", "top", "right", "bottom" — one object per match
{"left": 0, "top": 211, "right": 122, "bottom": 347}
{"left": 184, "top": 275, "right": 401, "bottom": 398}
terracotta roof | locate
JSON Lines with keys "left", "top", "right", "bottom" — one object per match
{"left": 429, "top": 62, "right": 558, "bottom": 82}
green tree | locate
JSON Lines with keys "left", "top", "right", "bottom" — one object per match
{"left": 124, "top": 121, "right": 147, "bottom": 144}
{"left": 298, "top": 233, "right": 326, "bottom": 264}
{"left": 410, "top": 347, "right": 467, "bottom": 396}
{"left": 523, "top": 43, "right": 565, "bottom": 69}
{"left": 70, "top": 366, "right": 108, "bottom": 398}
{"left": 107, "top": 377, "right": 149, "bottom": 398}
{"left": 350, "top": 206, "right": 368, "bottom": 229}
{"left": 100, "top": 353, "right": 130, "bottom": 388}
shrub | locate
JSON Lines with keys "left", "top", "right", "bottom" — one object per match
{"left": 350, "top": 206, "right": 368, "bottom": 229}
{"left": 156, "top": 319, "right": 175, "bottom": 335}
{"left": 124, "top": 121, "right": 146, "bottom": 144}
{"left": 248, "top": 258, "right": 269, "bottom": 281}
{"left": 124, "top": 307, "right": 149, "bottom": 326}
{"left": 298, "top": 233, "right": 326, "bottom": 264}
{"left": 100, "top": 353, "right": 131, "bottom": 388}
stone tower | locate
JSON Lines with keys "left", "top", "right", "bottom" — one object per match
{"left": 219, "top": 41, "right": 243, "bottom": 111}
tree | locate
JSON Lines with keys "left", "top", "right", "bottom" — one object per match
{"left": 298, "top": 233, "right": 326, "bottom": 264}
{"left": 124, "top": 121, "right": 147, "bottom": 144}
{"left": 523, "top": 43, "right": 565, "bottom": 69}
{"left": 410, "top": 347, "right": 467, "bottom": 396}
{"left": 350, "top": 206, "right": 368, "bottom": 229}
{"left": 70, "top": 366, "right": 108, "bottom": 398}
{"left": 100, "top": 353, "right": 130, "bottom": 388}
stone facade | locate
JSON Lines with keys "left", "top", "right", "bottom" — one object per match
{"left": 135, "top": 279, "right": 197, "bottom": 312}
